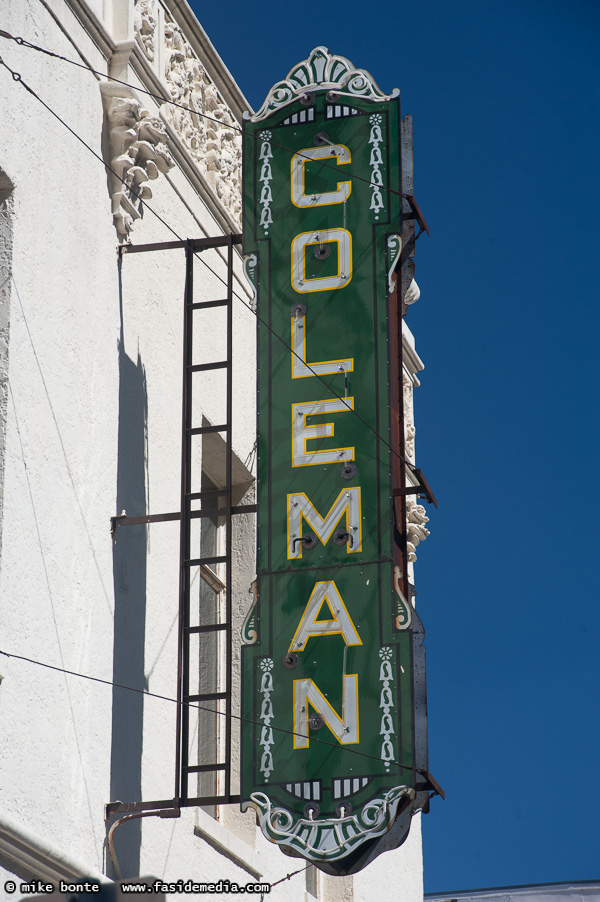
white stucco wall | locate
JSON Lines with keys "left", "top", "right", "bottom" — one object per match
{"left": 0, "top": 3, "right": 426, "bottom": 901}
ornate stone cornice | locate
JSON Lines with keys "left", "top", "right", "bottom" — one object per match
{"left": 250, "top": 46, "right": 399, "bottom": 123}
{"left": 127, "top": 0, "right": 245, "bottom": 228}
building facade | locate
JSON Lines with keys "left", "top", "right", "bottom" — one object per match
{"left": 0, "top": 1, "right": 429, "bottom": 899}
{"left": 426, "top": 881, "right": 600, "bottom": 902}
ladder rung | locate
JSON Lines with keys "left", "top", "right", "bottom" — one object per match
{"left": 189, "top": 361, "right": 228, "bottom": 372}
{"left": 186, "top": 555, "right": 227, "bottom": 567}
{"left": 187, "top": 425, "right": 228, "bottom": 435}
{"left": 185, "top": 763, "right": 227, "bottom": 774}
{"left": 186, "top": 624, "right": 227, "bottom": 634}
{"left": 185, "top": 692, "right": 227, "bottom": 703}
{"left": 191, "top": 299, "right": 228, "bottom": 310}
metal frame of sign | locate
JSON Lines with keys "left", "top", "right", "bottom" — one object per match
{"left": 240, "top": 48, "right": 436, "bottom": 875}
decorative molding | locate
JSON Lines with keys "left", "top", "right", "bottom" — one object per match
{"left": 100, "top": 83, "right": 175, "bottom": 240}
{"left": 241, "top": 579, "right": 258, "bottom": 644}
{"left": 134, "top": 0, "right": 157, "bottom": 61}
{"left": 404, "top": 279, "right": 421, "bottom": 306}
{"left": 0, "top": 812, "right": 107, "bottom": 884}
{"left": 403, "top": 369, "right": 416, "bottom": 462}
{"left": 194, "top": 809, "right": 263, "bottom": 881}
{"left": 161, "top": 14, "right": 242, "bottom": 226}
{"left": 406, "top": 499, "right": 430, "bottom": 563}
{"left": 251, "top": 46, "right": 399, "bottom": 123}
{"left": 243, "top": 255, "right": 258, "bottom": 312}
{"left": 387, "top": 234, "right": 402, "bottom": 295}
{"left": 246, "top": 785, "right": 414, "bottom": 862}
{"left": 394, "top": 566, "right": 412, "bottom": 631}
{"left": 402, "top": 323, "right": 424, "bottom": 382}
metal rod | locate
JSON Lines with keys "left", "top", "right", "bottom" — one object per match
{"left": 186, "top": 623, "right": 227, "bottom": 634}
{"left": 121, "top": 235, "right": 242, "bottom": 254}
{"left": 186, "top": 555, "right": 227, "bottom": 567}
{"left": 111, "top": 504, "right": 257, "bottom": 533}
{"left": 189, "top": 361, "right": 228, "bottom": 372}
{"left": 224, "top": 233, "right": 234, "bottom": 800}
{"left": 106, "top": 796, "right": 242, "bottom": 818}
{"left": 187, "top": 425, "right": 228, "bottom": 436}
{"left": 192, "top": 299, "right": 228, "bottom": 310}
{"left": 185, "top": 692, "right": 228, "bottom": 702}
{"left": 175, "top": 240, "right": 194, "bottom": 806}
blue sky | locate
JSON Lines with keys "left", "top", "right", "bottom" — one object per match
{"left": 188, "top": 0, "right": 600, "bottom": 891}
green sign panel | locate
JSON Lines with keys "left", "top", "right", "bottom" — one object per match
{"left": 241, "top": 47, "right": 428, "bottom": 874}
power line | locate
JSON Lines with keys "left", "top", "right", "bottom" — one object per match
{"left": 0, "top": 54, "right": 422, "bottom": 477}
{"left": 0, "top": 647, "right": 430, "bottom": 779}
{"left": 0, "top": 28, "right": 422, "bottom": 203}
{"left": 0, "top": 55, "right": 439, "bottom": 796}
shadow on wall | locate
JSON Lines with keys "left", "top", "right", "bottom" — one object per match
{"left": 0, "top": 168, "right": 14, "bottom": 568}
{"left": 108, "top": 258, "right": 149, "bottom": 879}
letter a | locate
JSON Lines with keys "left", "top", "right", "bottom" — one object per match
{"left": 288, "top": 581, "right": 362, "bottom": 652}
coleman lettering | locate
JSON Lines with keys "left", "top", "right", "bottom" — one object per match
{"left": 291, "top": 228, "right": 352, "bottom": 293}
{"left": 287, "top": 488, "right": 361, "bottom": 558}
{"left": 290, "top": 144, "right": 351, "bottom": 208}
{"left": 292, "top": 398, "right": 354, "bottom": 467}
{"left": 288, "top": 581, "right": 362, "bottom": 651}
{"left": 293, "top": 676, "right": 359, "bottom": 748}
{"left": 291, "top": 311, "right": 353, "bottom": 378}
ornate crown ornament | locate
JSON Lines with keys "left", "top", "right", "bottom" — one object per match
{"left": 249, "top": 46, "right": 399, "bottom": 122}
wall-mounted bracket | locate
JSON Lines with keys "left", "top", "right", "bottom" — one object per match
{"left": 393, "top": 467, "right": 437, "bottom": 508}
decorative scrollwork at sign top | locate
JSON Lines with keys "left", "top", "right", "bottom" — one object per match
{"left": 247, "top": 785, "right": 414, "bottom": 861}
{"left": 251, "top": 46, "right": 399, "bottom": 123}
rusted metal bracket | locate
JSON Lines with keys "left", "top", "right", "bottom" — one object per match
{"left": 401, "top": 194, "right": 429, "bottom": 236}
{"left": 105, "top": 795, "right": 240, "bottom": 818}
{"left": 415, "top": 769, "right": 445, "bottom": 800}
{"left": 393, "top": 467, "right": 438, "bottom": 508}
{"left": 110, "top": 504, "right": 257, "bottom": 536}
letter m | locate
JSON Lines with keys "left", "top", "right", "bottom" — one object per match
{"left": 287, "top": 488, "right": 361, "bottom": 558}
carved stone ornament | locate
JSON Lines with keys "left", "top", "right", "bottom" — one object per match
{"left": 250, "top": 46, "right": 399, "bottom": 123}
{"left": 403, "top": 369, "right": 416, "bottom": 462}
{"left": 100, "top": 83, "right": 175, "bottom": 240}
{"left": 406, "top": 499, "right": 430, "bottom": 563}
{"left": 162, "top": 17, "right": 242, "bottom": 226}
{"left": 134, "top": 0, "right": 157, "bottom": 61}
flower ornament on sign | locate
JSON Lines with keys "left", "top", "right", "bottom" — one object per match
{"left": 258, "top": 131, "right": 274, "bottom": 233}
{"left": 378, "top": 647, "right": 396, "bottom": 772}
{"left": 258, "top": 658, "right": 275, "bottom": 780}
{"left": 368, "top": 114, "right": 385, "bottom": 220}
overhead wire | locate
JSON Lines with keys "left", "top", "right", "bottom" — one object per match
{"left": 0, "top": 49, "right": 423, "bottom": 476}
{"left": 0, "top": 36, "right": 441, "bottom": 806}
{"left": 0, "top": 28, "right": 422, "bottom": 202}
{"left": 0, "top": 647, "right": 434, "bottom": 782}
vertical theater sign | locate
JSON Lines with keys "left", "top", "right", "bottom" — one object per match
{"left": 241, "top": 48, "right": 438, "bottom": 875}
